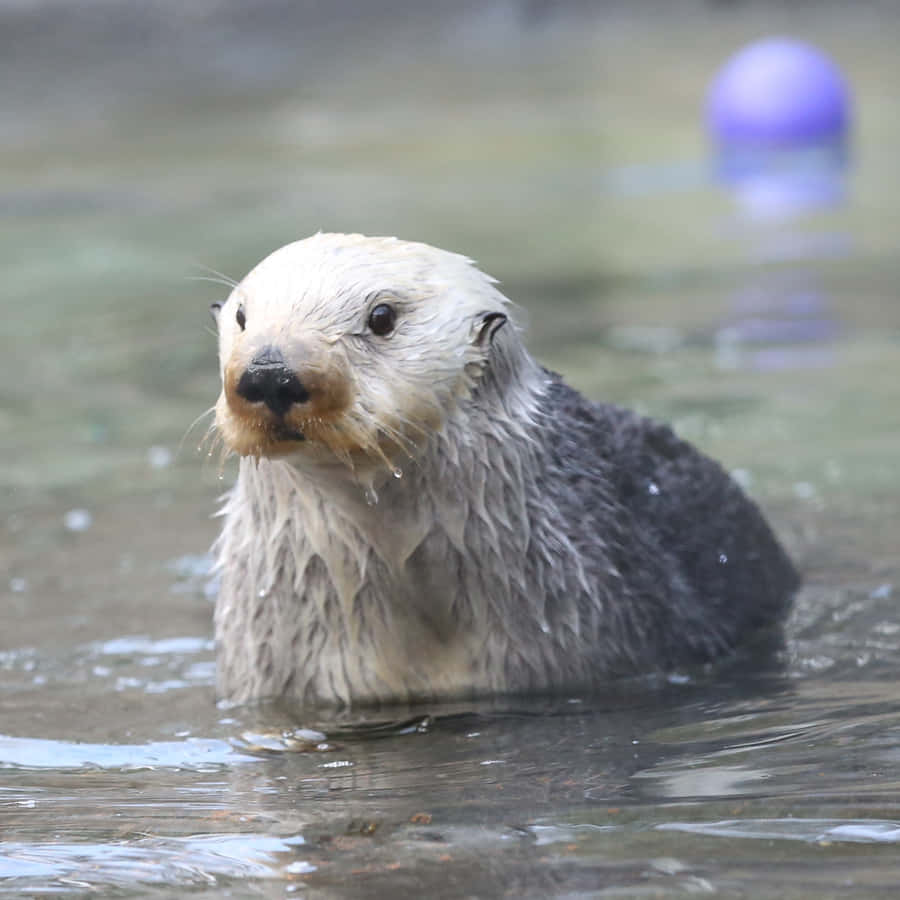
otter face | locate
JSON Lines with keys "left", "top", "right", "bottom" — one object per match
{"left": 212, "top": 233, "right": 509, "bottom": 471}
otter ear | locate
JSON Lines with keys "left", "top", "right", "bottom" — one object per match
{"left": 472, "top": 311, "right": 507, "bottom": 348}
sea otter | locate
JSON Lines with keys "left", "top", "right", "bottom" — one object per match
{"left": 210, "top": 232, "right": 798, "bottom": 706}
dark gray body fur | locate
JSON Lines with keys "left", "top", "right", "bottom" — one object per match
{"left": 535, "top": 372, "right": 797, "bottom": 674}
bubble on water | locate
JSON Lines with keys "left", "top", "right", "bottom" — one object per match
{"left": 166, "top": 554, "right": 213, "bottom": 580}
{"left": 647, "top": 482, "right": 660, "bottom": 495}
{"left": 63, "top": 509, "right": 92, "bottom": 532}
{"left": 793, "top": 481, "right": 817, "bottom": 500}
{"left": 147, "top": 445, "right": 173, "bottom": 469}
{"left": 6, "top": 513, "right": 24, "bottom": 532}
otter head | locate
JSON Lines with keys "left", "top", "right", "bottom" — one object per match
{"left": 212, "top": 233, "right": 513, "bottom": 473}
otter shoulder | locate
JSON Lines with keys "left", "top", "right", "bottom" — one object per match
{"left": 538, "top": 370, "right": 798, "bottom": 648}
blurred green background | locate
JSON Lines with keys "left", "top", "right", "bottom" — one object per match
{"left": 2, "top": 0, "right": 897, "bottom": 513}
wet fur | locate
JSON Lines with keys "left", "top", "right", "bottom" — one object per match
{"left": 212, "top": 234, "right": 798, "bottom": 706}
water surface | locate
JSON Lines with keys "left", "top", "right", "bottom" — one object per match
{"left": 2, "top": 2, "right": 900, "bottom": 896}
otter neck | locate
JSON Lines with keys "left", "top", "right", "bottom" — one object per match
{"left": 274, "top": 347, "right": 548, "bottom": 572}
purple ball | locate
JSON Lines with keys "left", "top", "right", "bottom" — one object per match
{"left": 707, "top": 38, "right": 850, "bottom": 147}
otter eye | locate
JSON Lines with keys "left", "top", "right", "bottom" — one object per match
{"left": 367, "top": 303, "right": 396, "bottom": 336}
{"left": 236, "top": 304, "right": 246, "bottom": 331}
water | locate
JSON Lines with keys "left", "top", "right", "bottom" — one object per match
{"left": 2, "top": 1, "right": 900, "bottom": 896}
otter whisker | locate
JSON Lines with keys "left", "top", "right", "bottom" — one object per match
{"left": 195, "top": 426, "right": 232, "bottom": 481}
{"left": 187, "top": 264, "right": 239, "bottom": 290}
{"left": 179, "top": 406, "right": 217, "bottom": 459}
{"left": 383, "top": 409, "right": 430, "bottom": 442}
{"left": 188, "top": 277, "right": 233, "bottom": 294}
{"left": 201, "top": 421, "right": 227, "bottom": 459}
{"left": 196, "top": 423, "right": 216, "bottom": 456}
{"left": 214, "top": 440, "right": 233, "bottom": 479}
{"left": 376, "top": 411, "right": 432, "bottom": 456}
{"left": 329, "top": 443, "right": 356, "bottom": 473}
{"left": 375, "top": 422, "right": 421, "bottom": 461}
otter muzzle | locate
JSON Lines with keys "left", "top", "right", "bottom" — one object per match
{"left": 236, "top": 348, "right": 310, "bottom": 419}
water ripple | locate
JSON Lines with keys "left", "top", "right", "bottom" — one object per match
{"left": 0, "top": 735, "right": 253, "bottom": 771}
{"left": 0, "top": 832, "right": 310, "bottom": 891}
{"left": 658, "top": 818, "right": 900, "bottom": 844}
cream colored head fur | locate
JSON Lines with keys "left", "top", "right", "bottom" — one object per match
{"left": 214, "top": 232, "right": 536, "bottom": 475}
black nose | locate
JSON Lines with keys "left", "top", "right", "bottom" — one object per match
{"left": 236, "top": 348, "right": 309, "bottom": 417}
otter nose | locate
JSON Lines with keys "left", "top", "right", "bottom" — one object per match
{"left": 236, "top": 348, "right": 309, "bottom": 417}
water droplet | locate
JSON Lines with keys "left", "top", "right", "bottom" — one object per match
{"left": 647, "top": 482, "right": 660, "bottom": 496}
{"left": 718, "top": 553, "right": 728, "bottom": 564}
{"left": 391, "top": 466, "right": 403, "bottom": 479}
{"left": 257, "top": 588, "right": 269, "bottom": 599}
